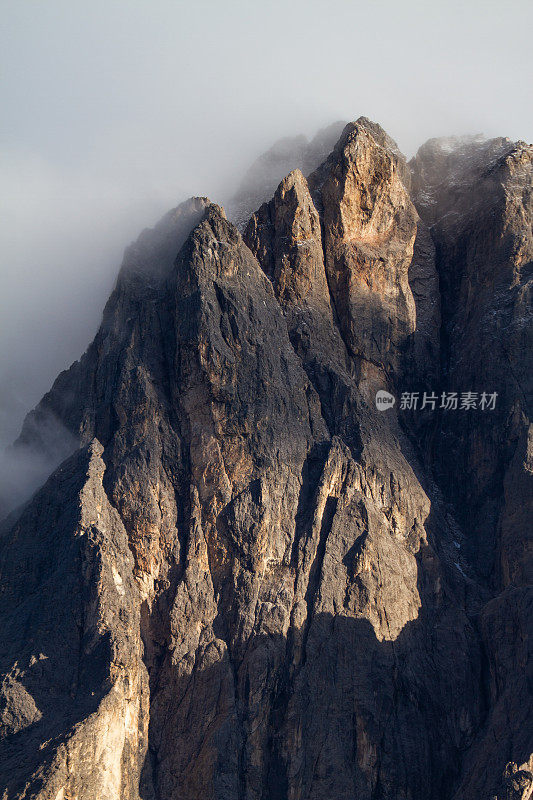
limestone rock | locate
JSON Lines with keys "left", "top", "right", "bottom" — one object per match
{"left": 0, "top": 441, "right": 147, "bottom": 800}
{"left": 0, "top": 119, "right": 531, "bottom": 800}
{"left": 307, "top": 120, "right": 419, "bottom": 373}
{"left": 411, "top": 133, "right": 533, "bottom": 800}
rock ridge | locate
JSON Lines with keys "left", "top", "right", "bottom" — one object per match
{"left": 0, "top": 118, "right": 531, "bottom": 800}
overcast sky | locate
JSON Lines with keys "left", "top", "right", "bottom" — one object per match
{"left": 1, "top": 0, "right": 532, "bottom": 446}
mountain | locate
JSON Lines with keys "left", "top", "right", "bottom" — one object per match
{"left": 226, "top": 121, "right": 347, "bottom": 229}
{"left": 0, "top": 118, "right": 531, "bottom": 800}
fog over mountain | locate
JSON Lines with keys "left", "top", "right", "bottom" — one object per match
{"left": 2, "top": 0, "right": 532, "bottom": 455}
{"left": 1, "top": 3, "right": 532, "bottom": 798}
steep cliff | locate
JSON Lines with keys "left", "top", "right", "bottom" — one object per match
{"left": 0, "top": 119, "right": 531, "bottom": 800}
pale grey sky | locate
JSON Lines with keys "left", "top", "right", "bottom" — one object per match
{"left": 1, "top": 0, "right": 532, "bottom": 445}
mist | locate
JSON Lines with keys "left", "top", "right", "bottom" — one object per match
{"left": 1, "top": 0, "right": 532, "bottom": 508}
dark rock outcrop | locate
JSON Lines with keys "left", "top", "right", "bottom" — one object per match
{"left": 411, "top": 133, "right": 533, "bottom": 800}
{"left": 0, "top": 118, "right": 531, "bottom": 799}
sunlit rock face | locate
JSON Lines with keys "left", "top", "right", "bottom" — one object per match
{"left": 0, "top": 119, "right": 531, "bottom": 800}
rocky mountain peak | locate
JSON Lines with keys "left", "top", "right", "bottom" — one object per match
{"left": 117, "top": 196, "right": 211, "bottom": 284}
{"left": 244, "top": 168, "right": 328, "bottom": 306}
{"left": 304, "top": 117, "right": 419, "bottom": 373}
{"left": 0, "top": 117, "right": 531, "bottom": 800}
{"left": 410, "top": 134, "right": 533, "bottom": 225}
{"left": 226, "top": 120, "right": 348, "bottom": 229}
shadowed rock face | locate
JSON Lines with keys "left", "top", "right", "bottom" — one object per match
{"left": 0, "top": 119, "right": 531, "bottom": 800}
{"left": 410, "top": 135, "right": 533, "bottom": 800}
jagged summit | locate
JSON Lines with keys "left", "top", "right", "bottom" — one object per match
{"left": 410, "top": 133, "right": 533, "bottom": 224}
{"left": 226, "top": 119, "right": 347, "bottom": 228}
{"left": 335, "top": 116, "right": 404, "bottom": 157}
{"left": 117, "top": 196, "right": 211, "bottom": 282}
{"left": 0, "top": 117, "right": 531, "bottom": 800}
